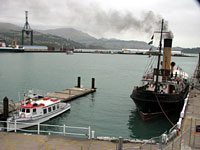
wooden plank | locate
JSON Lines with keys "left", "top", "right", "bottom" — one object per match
{"left": 46, "top": 88, "right": 96, "bottom": 102}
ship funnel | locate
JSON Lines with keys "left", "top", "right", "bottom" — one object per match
{"left": 162, "top": 38, "right": 172, "bottom": 70}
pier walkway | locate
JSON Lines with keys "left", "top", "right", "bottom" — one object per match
{"left": 163, "top": 79, "right": 200, "bottom": 150}
{"left": 0, "top": 131, "right": 161, "bottom": 150}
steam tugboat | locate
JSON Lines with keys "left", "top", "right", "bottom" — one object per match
{"left": 130, "top": 20, "right": 189, "bottom": 120}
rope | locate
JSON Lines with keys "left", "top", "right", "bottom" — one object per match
{"left": 154, "top": 93, "right": 175, "bottom": 126}
{"left": 143, "top": 56, "right": 156, "bottom": 76}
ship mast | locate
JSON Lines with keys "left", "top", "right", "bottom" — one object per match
{"left": 155, "top": 19, "right": 164, "bottom": 93}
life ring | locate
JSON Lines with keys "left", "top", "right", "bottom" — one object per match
{"left": 20, "top": 113, "right": 25, "bottom": 118}
{"left": 146, "top": 74, "right": 150, "bottom": 79}
{"left": 162, "top": 85, "right": 167, "bottom": 89}
{"left": 150, "top": 84, "right": 155, "bottom": 88}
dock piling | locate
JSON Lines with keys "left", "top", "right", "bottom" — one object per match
{"left": 3, "top": 97, "right": 9, "bottom": 120}
{"left": 77, "top": 76, "right": 81, "bottom": 88}
{"left": 91, "top": 78, "right": 95, "bottom": 89}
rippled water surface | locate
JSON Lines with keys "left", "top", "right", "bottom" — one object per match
{"left": 0, "top": 53, "right": 197, "bottom": 138}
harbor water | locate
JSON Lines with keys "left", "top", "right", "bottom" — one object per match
{"left": 0, "top": 53, "right": 198, "bottom": 139}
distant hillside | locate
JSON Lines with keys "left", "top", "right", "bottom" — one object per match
{"left": 1, "top": 22, "right": 199, "bottom": 51}
{"left": 41, "top": 28, "right": 151, "bottom": 50}
{"left": 182, "top": 47, "right": 200, "bottom": 54}
{"left": 0, "top": 22, "right": 21, "bottom": 31}
{"left": 88, "top": 38, "right": 151, "bottom": 50}
{"left": 0, "top": 22, "right": 95, "bottom": 49}
{"left": 41, "top": 28, "right": 97, "bottom": 43}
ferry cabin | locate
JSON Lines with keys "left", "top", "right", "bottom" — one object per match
{"left": 19, "top": 98, "right": 61, "bottom": 118}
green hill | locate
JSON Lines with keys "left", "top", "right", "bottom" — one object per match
{"left": 0, "top": 22, "right": 21, "bottom": 31}
{"left": 42, "top": 28, "right": 151, "bottom": 50}
{"left": 0, "top": 22, "right": 99, "bottom": 49}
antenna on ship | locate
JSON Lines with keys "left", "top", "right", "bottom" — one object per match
{"left": 22, "top": 11, "right": 33, "bottom": 45}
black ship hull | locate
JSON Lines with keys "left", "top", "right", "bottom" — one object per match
{"left": 0, "top": 48, "right": 24, "bottom": 53}
{"left": 130, "top": 85, "right": 189, "bottom": 120}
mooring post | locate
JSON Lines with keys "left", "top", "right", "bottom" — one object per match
{"left": 118, "top": 136, "right": 123, "bottom": 150}
{"left": 77, "top": 76, "right": 81, "bottom": 88}
{"left": 3, "top": 97, "right": 9, "bottom": 120}
{"left": 91, "top": 78, "right": 95, "bottom": 89}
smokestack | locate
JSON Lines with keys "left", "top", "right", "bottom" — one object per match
{"left": 162, "top": 38, "right": 173, "bottom": 70}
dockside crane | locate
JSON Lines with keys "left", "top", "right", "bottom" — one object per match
{"left": 22, "top": 11, "right": 33, "bottom": 45}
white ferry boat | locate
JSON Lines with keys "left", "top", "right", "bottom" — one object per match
{"left": 7, "top": 93, "right": 71, "bottom": 131}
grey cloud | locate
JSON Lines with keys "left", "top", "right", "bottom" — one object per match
{"left": 0, "top": 0, "right": 167, "bottom": 37}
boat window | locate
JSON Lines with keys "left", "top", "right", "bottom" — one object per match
{"left": 48, "top": 107, "right": 52, "bottom": 112}
{"left": 26, "top": 109, "right": 30, "bottom": 113}
{"left": 21, "top": 108, "right": 25, "bottom": 112}
{"left": 33, "top": 108, "right": 37, "bottom": 114}
{"left": 43, "top": 109, "right": 47, "bottom": 114}
{"left": 57, "top": 104, "right": 59, "bottom": 109}
{"left": 53, "top": 105, "right": 56, "bottom": 110}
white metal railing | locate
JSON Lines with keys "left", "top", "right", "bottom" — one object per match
{"left": 0, "top": 120, "right": 91, "bottom": 139}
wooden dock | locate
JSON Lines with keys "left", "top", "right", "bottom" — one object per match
{"left": 46, "top": 87, "right": 96, "bottom": 102}
{"left": 0, "top": 87, "right": 96, "bottom": 119}
{"left": 0, "top": 77, "right": 96, "bottom": 119}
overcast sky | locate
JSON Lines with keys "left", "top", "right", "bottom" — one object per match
{"left": 0, "top": 0, "right": 199, "bottom": 48}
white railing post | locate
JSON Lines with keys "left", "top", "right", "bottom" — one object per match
{"left": 92, "top": 130, "right": 95, "bottom": 139}
{"left": 88, "top": 126, "right": 91, "bottom": 139}
{"left": 63, "top": 124, "right": 66, "bottom": 136}
{"left": 118, "top": 137, "right": 123, "bottom": 150}
{"left": 38, "top": 122, "right": 40, "bottom": 134}
{"left": 14, "top": 120, "right": 17, "bottom": 132}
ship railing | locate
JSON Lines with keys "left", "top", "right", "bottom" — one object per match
{"left": 0, "top": 120, "right": 92, "bottom": 139}
{"left": 17, "top": 88, "right": 47, "bottom": 101}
